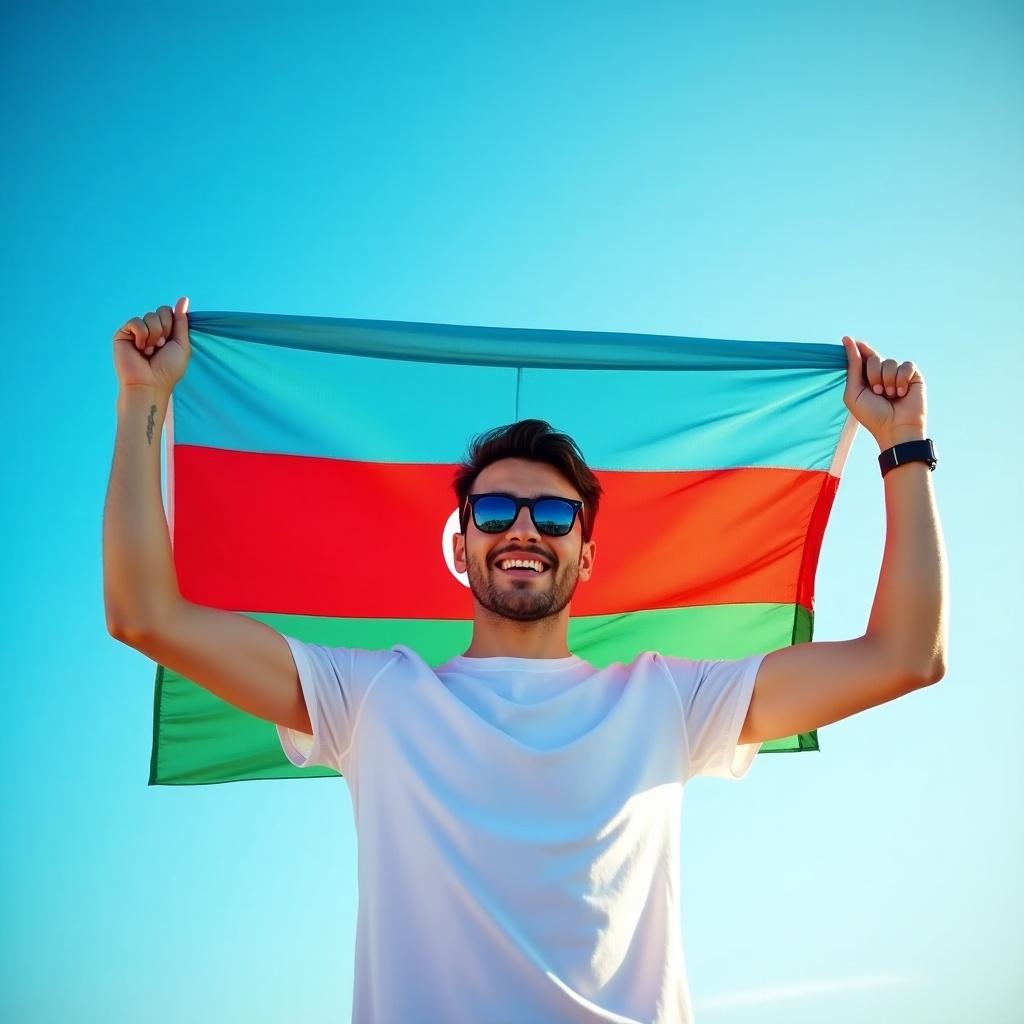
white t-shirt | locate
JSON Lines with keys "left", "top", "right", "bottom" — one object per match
{"left": 277, "top": 639, "right": 764, "bottom": 1024}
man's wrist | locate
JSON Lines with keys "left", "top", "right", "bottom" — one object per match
{"left": 116, "top": 386, "right": 171, "bottom": 422}
{"left": 118, "top": 384, "right": 170, "bottom": 404}
{"left": 873, "top": 426, "right": 928, "bottom": 452}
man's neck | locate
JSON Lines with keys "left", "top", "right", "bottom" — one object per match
{"left": 461, "top": 608, "right": 573, "bottom": 659}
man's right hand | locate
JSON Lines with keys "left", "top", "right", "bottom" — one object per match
{"left": 113, "top": 296, "right": 191, "bottom": 393}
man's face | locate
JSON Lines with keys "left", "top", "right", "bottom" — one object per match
{"left": 452, "top": 458, "right": 596, "bottom": 623}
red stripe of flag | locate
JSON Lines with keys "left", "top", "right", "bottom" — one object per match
{"left": 172, "top": 446, "right": 836, "bottom": 619}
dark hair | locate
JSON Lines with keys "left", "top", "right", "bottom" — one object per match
{"left": 454, "top": 419, "right": 603, "bottom": 541}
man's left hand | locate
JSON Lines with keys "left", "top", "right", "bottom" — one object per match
{"left": 842, "top": 335, "right": 927, "bottom": 449}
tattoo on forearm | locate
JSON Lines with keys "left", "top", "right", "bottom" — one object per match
{"left": 146, "top": 405, "right": 157, "bottom": 446}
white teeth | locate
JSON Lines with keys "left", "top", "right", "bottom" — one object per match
{"left": 498, "top": 558, "right": 544, "bottom": 572}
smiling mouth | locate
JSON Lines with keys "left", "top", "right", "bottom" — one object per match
{"left": 494, "top": 557, "right": 550, "bottom": 575}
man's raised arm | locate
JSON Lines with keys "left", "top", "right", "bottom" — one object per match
{"left": 738, "top": 335, "right": 948, "bottom": 746}
{"left": 103, "top": 297, "right": 311, "bottom": 736}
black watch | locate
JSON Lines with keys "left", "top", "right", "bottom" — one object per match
{"left": 878, "top": 438, "right": 938, "bottom": 478}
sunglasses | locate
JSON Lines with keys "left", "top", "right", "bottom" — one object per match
{"left": 463, "top": 492, "right": 584, "bottom": 537}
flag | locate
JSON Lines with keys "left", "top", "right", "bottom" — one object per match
{"left": 150, "top": 312, "right": 855, "bottom": 785}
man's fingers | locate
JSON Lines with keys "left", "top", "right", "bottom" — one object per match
{"left": 113, "top": 298, "right": 189, "bottom": 364}
{"left": 115, "top": 316, "right": 147, "bottom": 348}
{"left": 143, "top": 311, "right": 162, "bottom": 339}
{"left": 842, "top": 336, "right": 862, "bottom": 399}
{"left": 157, "top": 305, "right": 173, "bottom": 344}
{"left": 881, "top": 358, "right": 899, "bottom": 395}
{"left": 865, "top": 351, "right": 883, "bottom": 394}
{"left": 172, "top": 295, "right": 190, "bottom": 347}
{"left": 843, "top": 335, "right": 920, "bottom": 400}
{"left": 142, "top": 310, "right": 164, "bottom": 355}
{"left": 895, "top": 360, "right": 917, "bottom": 398}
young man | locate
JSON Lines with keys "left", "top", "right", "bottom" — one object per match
{"left": 105, "top": 297, "right": 947, "bottom": 1024}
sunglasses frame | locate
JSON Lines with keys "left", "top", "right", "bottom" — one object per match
{"left": 462, "top": 492, "right": 585, "bottom": 537}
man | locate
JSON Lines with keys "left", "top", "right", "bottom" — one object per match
{"left": 105, "top": 296, "right": 947, "bottom": 1024}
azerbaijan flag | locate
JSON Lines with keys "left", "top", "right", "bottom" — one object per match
{"left": 149, "top": 312, "right": 854, "bottom": 785}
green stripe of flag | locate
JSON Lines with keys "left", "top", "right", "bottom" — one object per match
{"left": 150, "top": 603, "right": 817, "bottom": 786}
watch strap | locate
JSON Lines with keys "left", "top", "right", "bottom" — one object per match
{"left": 878, "top": 438, "right": 937, "bottom": 478}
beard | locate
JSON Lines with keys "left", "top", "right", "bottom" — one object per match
{"left": 466, "top": 552, "right": 580, "bottom": 622}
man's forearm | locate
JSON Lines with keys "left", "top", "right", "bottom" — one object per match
{"left": 865, "top": 428, "right": 948, "bottom": 683}
{"left": 103, "top": 386, "right": 181, "bottom": 636}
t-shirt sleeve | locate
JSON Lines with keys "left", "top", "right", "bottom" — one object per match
{"left": 658, "top": 652, "right": 766, "bottom": 781}
{"left": 275, "top": 636, "right": 386, "bottom": 775}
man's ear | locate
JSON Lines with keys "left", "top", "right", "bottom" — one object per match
{"left": 453, "top": 532, "right": 467, "bottom": 574}
{"left": 578, "top": 539, "right": 596, "bottom": 582}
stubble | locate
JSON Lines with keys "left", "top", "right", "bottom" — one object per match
{"left": 466, "top": 554, "right": 580, "bottom": 622}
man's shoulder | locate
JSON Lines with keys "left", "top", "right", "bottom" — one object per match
{"left": 288, "top": 639, "right": 432, "bottom": 682}
{"left": 352, "top": 643, "right": 431, "bottom": 676}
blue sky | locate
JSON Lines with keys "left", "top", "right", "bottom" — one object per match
{"left": 2, "top": 2, "right": 1021, "bottom": 1021}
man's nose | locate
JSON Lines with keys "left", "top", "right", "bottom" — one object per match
{"left": 505, "top": 505, "right": 539, "bottom": 539}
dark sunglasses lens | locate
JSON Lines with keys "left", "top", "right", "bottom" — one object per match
{"left": 473, "top": 495, "right": 517, "bottom": 532}
{"left": 533, "top": 499, "right": 576, "bottom": 536}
